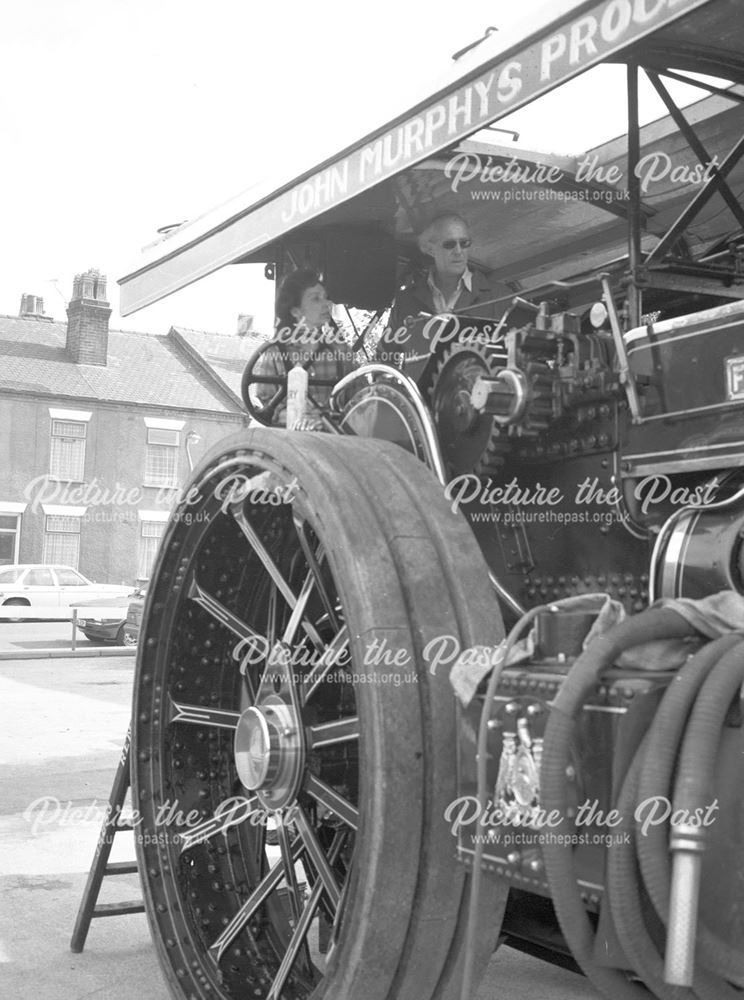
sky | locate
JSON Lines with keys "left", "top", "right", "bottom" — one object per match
{"left": 0, "top": 0, "right": 706, "bottom": 338}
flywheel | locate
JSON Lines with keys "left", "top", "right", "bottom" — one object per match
{"left": 430, "top": 344, "right": 510, "bottom": 476}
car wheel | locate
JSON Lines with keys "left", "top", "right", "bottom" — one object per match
{"left": 114, "top": 625, "right": 137, "bottom": 646}
{"left": 3, "top": 599, "right": 30, "bottom": 624}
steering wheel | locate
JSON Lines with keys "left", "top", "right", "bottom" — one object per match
{"left": 241, "top": 340, "right": 340, "bottom": 427}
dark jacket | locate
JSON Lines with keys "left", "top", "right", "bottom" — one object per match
{"left": 388, "top": 268, "right": 511, "bottom": 331}
{"left": 379, "top": 268, "right": 513, "bottom": 364}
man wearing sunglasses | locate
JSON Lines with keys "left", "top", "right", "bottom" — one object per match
{"left": 387, "top": 213, "right": 506, "bottom": 334}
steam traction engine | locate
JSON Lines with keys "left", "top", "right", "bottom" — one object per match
{"left": 131, "top": 296, "right": 744, "bottom": 1000}
{"left": 121, "top": 2, "right": 744, "bottom": 998}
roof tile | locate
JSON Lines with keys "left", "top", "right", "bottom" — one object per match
{"left": 0, "top": 314, "right": 256, "bottom": 412}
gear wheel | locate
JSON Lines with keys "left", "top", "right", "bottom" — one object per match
{"left": 429, "top": 344, "right": 510, "bottom": 476}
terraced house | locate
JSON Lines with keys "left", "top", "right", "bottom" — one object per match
{"left": 0, "top": 269, "right": 258, "bottom": 584}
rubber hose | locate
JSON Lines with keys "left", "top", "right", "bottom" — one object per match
{"left": 541, "top": 607, "right": 695, "bottom": 1000}
{"left": 636, "top": 635, "right": 739, "bottom": 913}
{"left": 636, "top": 635, "right": 744, "bottom": 984}
{"left": 674, "top": 642, "right": 744, "bottom": 817}
{"left": 606, "top": 744, "right": 693, "bottom": 1000}
{"left": 666, "top": 644, "right": 744, "bottom": 988}
{"left": 606, "top": 730, "right": 742, "bottom": 1000}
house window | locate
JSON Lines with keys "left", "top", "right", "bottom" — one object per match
{"left": 0, "top": 514, "right": 21, "bottom": 565}
{"left": 43, "top": 514, "right": 82, "bottom": 568}
{"left": 144, "top": 428, "right": 180, "bottom": 488}
{"left": 0, "top": 504, "right": 24, "bottom": 565}
{"left": 50, "top": 420, "right": 87, "bottom": 481}
{"left": 138, "top": 520, "right": 165, "bottom": 579}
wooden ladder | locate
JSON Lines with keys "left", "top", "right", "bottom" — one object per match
{"left": 70, "top": 727, "right": 145, "bottom": 952}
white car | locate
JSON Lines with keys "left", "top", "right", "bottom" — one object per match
{"left": 0, "top": 564, "right": 133, "bottom": 618}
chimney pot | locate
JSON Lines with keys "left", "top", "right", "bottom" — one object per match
{"left": 237, "top": 314, "right": 254, "bottom": 336}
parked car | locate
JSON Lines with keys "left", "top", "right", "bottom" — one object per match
{"left": 72, "top": 594, "right": 135, "bottom": 645}
{"left": 0, "top": 564, "right": 133, "bottom": 619}
{"left": 122, "top": 586, "right": 147, "bottom": 645}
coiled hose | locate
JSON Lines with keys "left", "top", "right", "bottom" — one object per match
{"left": 540, "top": 607, "right": 744, "bottom": 1000}
{"left": 606, "top": 634, "right": 744, "bottom": 1000}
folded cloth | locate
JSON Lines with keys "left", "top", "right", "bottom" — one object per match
{"left": 615, "top": 636, "right": 704, "bottom": 671}
{"left": 656, "top": 590, "right": 744, "bottom": 638}
{"left": 614, "top": 590, "right": 744, "bottom": 670}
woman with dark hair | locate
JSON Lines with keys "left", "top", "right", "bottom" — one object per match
{"left": 274, "top": 268, "right": 331, "bottom": 334}
{"left": 252, "top": 269, "right": 355, "bottom": 427}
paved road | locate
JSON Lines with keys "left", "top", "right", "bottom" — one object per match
{"left": 0, "top": 653, "right": 599, "bottom": 1000}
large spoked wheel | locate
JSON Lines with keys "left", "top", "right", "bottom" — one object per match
{"left": 132, "top": 429, "right": 507, "bottom": 1000}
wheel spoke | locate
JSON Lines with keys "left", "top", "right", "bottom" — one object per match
{"left": 266, "top": 877, "right": 324, "bottom": 1000}
{"left": 262, "top": 385, "right": 287, "bottom": 420}
{"left": 267, "top": 580, "right": 278, "bottom": 650}
{"left": 176, "top": 795, "right": 260, "bottom": 853}
{"left": 187, "top": 577, "right": 264, "bottom": 702}
{"left": 208, "top": 835, "right": 302, "bottom": 963}
{"left": 168, "top": 697, "right": 240, "bottom": 731}
{"left": 277, "top": 818, "right": 305, "bottom": 927}
{"left": 293, "top": 514, "right": 339, "bottom": 631}
{"left": 267, "top": 826, "right": 348, "bottom": 999}
{"left": 307, "top": 716, "right": 359, "bottom": 749}
{"left": 231, "top": 506, "right": 324, "bottom": 651}
{"left": 308, "top": 827, "right": 347, "bottom": 906}
{"left": 294, "top": 806, "right": 344, "bottom": 907}
{"left": 303, "top": 775, "right": 359, "bottom": 833}
{"left": 187, "top": 577, "right": 265, "bottom": 646}
{"left": 280, "top": 568, "right": 318, "bottom": 647}
{"left": 301, "top": 625, "right": 350, "bottom": 702}
{"left": 232, "top": 504, "right": 305, "bottom": 615}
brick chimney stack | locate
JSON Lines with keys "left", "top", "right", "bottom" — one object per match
{"left": 19, "top": 294, "right": 47, "bottom": 318}
{"left": 66, "top": 269, "right": 111, "bottom": 366}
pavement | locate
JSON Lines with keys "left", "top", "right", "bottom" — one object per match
{"left": 0, "top": 620, "right": 136, "bottom": 660}
{"left": 0, "top": 619, "right": 87, "bottom": 653}
{"left": 0, "top": 625, "right": 599, "bottom": 1000}
{"left": 0, "top": 647, "right": 167, "bottom": 1000}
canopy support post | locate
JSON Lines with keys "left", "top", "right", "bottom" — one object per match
{"left": 627, "top": 60, "right": 643, "bottom": 330}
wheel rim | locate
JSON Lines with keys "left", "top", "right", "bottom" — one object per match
{"left": 132, "top": 429, "right": 507, "bottom": 1000}
{"left": 4, "top": 599, "right": 28, "bottom": 623}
